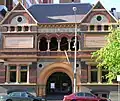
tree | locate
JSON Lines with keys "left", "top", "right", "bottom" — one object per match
{"left": 92, "top": 28, "right": 120, "bottom": 83}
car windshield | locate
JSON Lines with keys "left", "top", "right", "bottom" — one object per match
{"left": 85, "top": 93, "right": 95, "bottom": 98}
{"left": 21, "top": 92, "right": 28, "bottom": 97}
{"left": 76, "top": 92, "right": 84, "bottom": 97}
{"left": 8, "top": 92, "right": 21, "bottom": 97}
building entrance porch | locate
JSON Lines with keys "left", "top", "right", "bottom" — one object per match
{"left": 46, "top": 72, "right": 72, "bottom": 95}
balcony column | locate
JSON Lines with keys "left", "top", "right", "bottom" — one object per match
{"left": 38, "top": 41, "right": 40, "bottom": 50}
{"left": 47, "top": 40, "right": 50, "bottom": 51}
{"left": 57, "top": 40, "right": 61, "bottom": 51}
{"left": 68, "top": 39, "right": 71, "bottom": 51}
{"left": 78, "top": 40, "right": 81, "bottom": 51}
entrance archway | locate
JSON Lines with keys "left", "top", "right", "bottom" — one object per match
{"left": 46, "top": 72, "right": 72, "bottom": 95}
{"left": 37, "top": 62, "right": 74, "bottom": 96}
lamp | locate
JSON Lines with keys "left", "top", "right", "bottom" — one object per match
{"left": 72, "top": 6, "right": 77, "bottom": 93}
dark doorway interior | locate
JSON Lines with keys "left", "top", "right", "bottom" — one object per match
{"left": 46, "top": 72, "right": 72, "bottom": 99}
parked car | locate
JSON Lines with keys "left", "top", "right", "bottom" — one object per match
{"left": 63, "top": 92, "right": 111, "bottom": 101}
{"left": 0, "top": 91, "right": 46, "bottom": 101}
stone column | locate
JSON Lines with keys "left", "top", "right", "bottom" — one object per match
{"left": 47, "top": 40, "right": 50, "bottom": 51}
{"left": 78, "top": 40, "right": 81, "bottom": 51}
{"left": 98, "top": 67, "right": 101, "bottom": 83}
{"left": 28, "top": 26, "right": 31, "bottom": 32}
{"left": 68, "top": 39, "right": 71, "bottom": 51}
{"left": 16, "top": 65, "right": 19, "bottom": 83}
{"left": 21, "top": 26, "right": 24, "bottom": 32}
{"left": 7, "top": 26, "right": 10, "bottom": 32}
{"left": 87, "top": 65, "right": 91, "bottom": 83}
{"left": 57, "top": 40, "right": 61, "bottom": 51}
{"left": 38, "top": 41, "right": 40, "bottom": 50}
{"left": 27, "top": 65, "right": 29, "bottom": 83}
{"left": 5, "top": 65, "right": 9, "bottom": 84}
{"left": 15, "top": 26, "right": 17, "bottom": 32}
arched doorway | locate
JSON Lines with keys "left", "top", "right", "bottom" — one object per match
{"left": 46, "top": 72, "right": 72, "bottom": 95}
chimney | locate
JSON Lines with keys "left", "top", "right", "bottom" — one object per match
{"left": 111, "top": 8, "right": 118, "bottom": 19}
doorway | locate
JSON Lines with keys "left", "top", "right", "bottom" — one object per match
{"left": 46, "top": 72, "right": 72, "bottom": 95}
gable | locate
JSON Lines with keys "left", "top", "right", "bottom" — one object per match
{"left": 81, "top": 1, "right": 117, "bottom": 24}
{"left": 94, "top": 1, "right": 105, "bottom": 9}
{"left": 0, "top": 2, "right": 37, "bottom": 25}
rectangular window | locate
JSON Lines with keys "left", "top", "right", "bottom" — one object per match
{"left": 10, "top": 71, "right": 16, "bottom": 82}
{"left": 97, "top": 25, "right": 102, "bottom": 31}
{"left": 90, "top": 25, "right": 94, "bottom": 30}
{"left": 20, "top": 65, "right": 27, "bottom": 83}
{"left": 104, "top": 25, "right": 109, "bottom": 31}
{"left": 9, "top": 65, "right": 17, "bottom": 82}
{"left": 20, "top": 71, "right": 27, "bottom": 82}
{"left": 91, "top": 66, "right": 98, "bottom": 82}
{"left": 91, "top": 71, "right": 98, "bottom": 82}
{"left": 102, "top": 70, "right": 108, "bottom": 83}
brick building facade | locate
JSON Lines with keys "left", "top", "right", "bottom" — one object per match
{"left": 0, "top": 1, "right": 119, "bottom": 101}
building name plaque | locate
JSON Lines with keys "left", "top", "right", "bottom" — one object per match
{"left": 84, "top": 34, "right": 107, "bottom": 48}
{"left": 4, "top": 36, "right": 33, "bottom": 48}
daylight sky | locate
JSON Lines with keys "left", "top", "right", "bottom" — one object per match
{"left": 54, "top": 0, "right": 120, "bottom": 12}
{"left": 81, "top": 0, "right": 120, "bottom": 12}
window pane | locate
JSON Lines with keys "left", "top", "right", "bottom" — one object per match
{"left": 102, "top": 71, "right": 108, "bottom": 82}
{"left": 90, "top": 25, "right": 94, "bottom": 30}
{"left": 10, "top": 71, "right": 16, "bottom": 82}
{"left": 21, "top": 66, "right": 27, "bottom": 70}
{"left": 85, "top": 93, "right": 94, "bottom": 97}
{"left": 102, "top": 94, "right": 107, "bottom": 98}
{"left": 76, "top": 92, "right": 84, "bottom": 97}
{"left": 91, "top": 71, "right": 97, "bottom": 82}
{"left": 20, "top": 71, "right": 27, "bottom": 82}
{"left": 9, "top": 66, "right": 16, "bottom": 70}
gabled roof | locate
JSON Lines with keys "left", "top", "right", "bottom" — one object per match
{"left": 0, "top": 2, "right": 37, "bottom": 25}
{"left": 28, "top": 3, "right": 92, "bottom": 23}
{"left": 80, "top": 1, "right": 118, "bottom": 23}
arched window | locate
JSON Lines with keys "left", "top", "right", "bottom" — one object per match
{"left": 39, "top": 37, "right": 47, "bottom": 51}
{"left": 50, "top": 37, "right": 58, "bottom": 51}
{"left": 60, "top": 37, "right": 68, "bottom": 51}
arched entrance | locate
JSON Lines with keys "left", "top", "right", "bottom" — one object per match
{"left": 37, "top": 62, "right": 75, "bottom": 97}
{"left": 46, "top": 72, "right": 72, "bottom": 95}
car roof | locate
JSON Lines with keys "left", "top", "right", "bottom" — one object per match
{"left": 7, "top": 89, "right": 27, "bottom": 94}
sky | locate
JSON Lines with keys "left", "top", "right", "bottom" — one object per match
{"left": 53, "top": 0, "right": 120, "bottom": 12}
{"left": 81, "top": 0, "right": 120, "bottom": 12}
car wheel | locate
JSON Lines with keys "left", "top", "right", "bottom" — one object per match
{"left": 6, "top": 99, "right": 12, "bottom": 101}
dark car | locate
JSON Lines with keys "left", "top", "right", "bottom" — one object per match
{"left": 0, "top": 91, "right": 46, "bottom": 101}
{"left": 63, "top": 92, "right": 111, "bottom": 101}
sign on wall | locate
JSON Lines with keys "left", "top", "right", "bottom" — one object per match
{"left": 84, "top": 34, "right": 107, "bottom": 48}
{"left": 117, "top": 75, "right": 120, "bottom": 82}
{"left": 4, "top": 36, "right": 34, "bottom": 48}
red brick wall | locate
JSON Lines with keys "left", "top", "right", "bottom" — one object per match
{"left": 29, "top": 62, "right": 37, "bottom": 83}
{"left": 0, "top": 64, "right": 6, "bottom": 83}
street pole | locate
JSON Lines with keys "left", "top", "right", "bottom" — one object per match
{"left": 73, "top": 6, "right": 77, "bottom": 93}
{"left": 117, "top": 75, "right": 120, "bottom": 101}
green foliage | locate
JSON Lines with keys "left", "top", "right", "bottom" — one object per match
{"left": 92, "top": 28, "right": 120, "bottom": 83}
